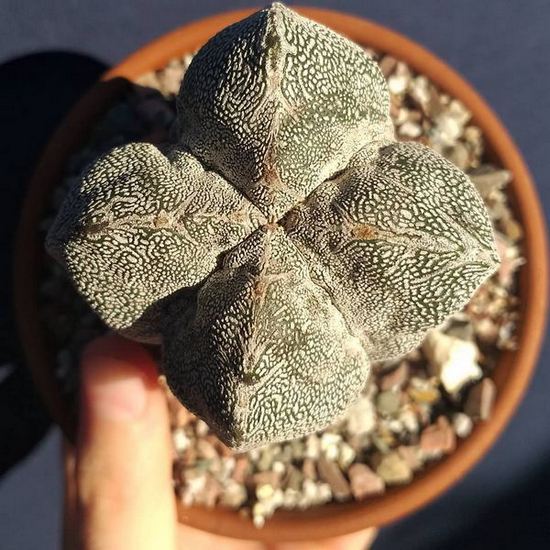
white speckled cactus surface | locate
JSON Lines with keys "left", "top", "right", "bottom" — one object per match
{"left": 46, "top": 3, "right": 499, "bottom": 449}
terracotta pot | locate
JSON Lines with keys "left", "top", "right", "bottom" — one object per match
{"left": 14, "top": 6, "right": 548, "bottom": 542}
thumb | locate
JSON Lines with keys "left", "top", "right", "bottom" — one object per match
{"left": 76, "top": 334, "right": 177, "bottom": 550}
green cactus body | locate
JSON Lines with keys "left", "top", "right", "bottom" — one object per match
{"left": 46, "top": 3, "right": 499, "bottom": 449}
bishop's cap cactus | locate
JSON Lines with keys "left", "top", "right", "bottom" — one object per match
{"left": 46, "top": 3, "right": 499, "bottom": 450}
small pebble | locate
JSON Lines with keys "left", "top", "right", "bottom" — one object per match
{"left": 376, "top": 390, "right": 401, "bottom": 416}
{"left": 399, "top": 408, "right": 420, "bottom": 434}
{"left": 347, "top": 433, "right": 372, "bottom": 453}
{"left": 452, "top": 412, "right": 473, "bottom": 438}
{"left": 470, "top": 167, "right": 511, "bottom": 199}
{"left": 346, "top": 396, "right": 377, "bottom": 435}
{"left": 464, "top": 378, "right": 496, "bottom": 420}
{"left": 408, "top": 377, "right": 441, "bottom": 404}
{"left": 257, "top": 447, "right": 275, "bottom": 471}
{"left": 252, "top": 502, "right": 267, "bottom": 528}
{"left": 431, "top": 112, "right": 462, "bottom": 148}
{"left": 289, "top": 439, "right": 305, "bottom": 460}
{"left": 305, "top": 433, "right": 321, "bottom": 459}
{"left": 220, "top": 480, "right": 248, "bottom": 508}
{"left": 302, "top": 458, "right": 317, "bottom": 481}
{"left": 320, "top": 432, "right": 342, "bottom": 461}
{"left": 195, "top": 419, "right": 209, "bottom": 437}
{"left": 474, "top": 317, "right": 500, "bottom": 344}
{"left": 448, "top": 99, "right": 471, "bottom": 127}
{"left": 420, "top": 416, "right": 456, "bottom": 457}
{"left": 197, "top": 475, "right": 222, "bottom": 508}
{"left": 338, "top": 443, "right": 357, "bottom": 470}
{"left": 445, "top": 142, "right": 470, "bottom": 170}
{"left": 371, "top": 433, "right": 391, "bottom": 454}
{"left": 424, "top": 330, "right": 482, "bottom": 394}
{"left": 379, "top": 55, "right": 397, "bottom": 77}
{"left": 317, "top": 483, "right": 333, "bottom": 504}
{"left": 397, "top": 446, "right": 423, "bottom": 472}
{"left": 317, "top": 456, "right": 351, "bottom": 501}
{"left": 494, "top": 238, "right": 525, "bottom": 288}
{"left": 398, "top": 120, "right": 422, "bottom": 138}
{"left": 388, "top": 74, "right": 408, "bottom": 95}
{"left": 387, "top": 63, "right": 411, "bottom": 95}
{"left": 172, "top": 428, "right": 190, "bottom": 454}
{"left": 197, "top": 438, "right": 218, "bottom": 460}
{"left": 463, "top": 126, "right": 483, "bottom": 162}
{"left": 300, "top": 479, "right": 322, "bottom": 508}
{"left": 157, "top": 64, "right": 185, "bottom": 95}
{"left": 256, "top": 483, "right": 275, "bottom": 501}
{"left": 219, "top": 456, "right": 236, "bottom": 481}
{"left": 375, "top": 452, "right": 413, "bottom": 485}
{"left": 444, "top": 318, "right": 475, "bottom": 341}
{"left": 283, "top": 464, "right": 304, "bottom": 491}
{"left": 283, "top": 487, "right": 300, "bottom": 509}
{"left": 387, "top": 418, "right": 404, "bottom": 433}
{"left": 348, "top": 463, "right": 385, "bottom": 499}
{"left": 409, "top": 75, "right": 433, "bottom": 113}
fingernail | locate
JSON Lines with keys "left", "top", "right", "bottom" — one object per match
{"left": 89, "top": 370, "right": 148, "bottom": 421}
{"left": 82, "top": 350, "right": 148, "bottom": 421}
{"left": 81, "top": 335, "right": 156, "bottom": 422}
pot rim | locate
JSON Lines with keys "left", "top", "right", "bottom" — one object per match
{"left": 14, "top": 5, "right": 549, "bottom": 542}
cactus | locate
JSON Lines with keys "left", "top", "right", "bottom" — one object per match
{"left": 46, "top": 3, "right": 499, "bottom": 449}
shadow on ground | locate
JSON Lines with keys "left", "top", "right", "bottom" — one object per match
{"left": 0, "top": 51, "right": 106, "bottom": 476}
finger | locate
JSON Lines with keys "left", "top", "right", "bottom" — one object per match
{"left": 176, "top": 524, "right": 264, "bottom": 550}
{"left": 267, "top": 528, "right": 378, "bottom": 550}
{"left": 76, "top": 334, "right": 177, "bottom": 550}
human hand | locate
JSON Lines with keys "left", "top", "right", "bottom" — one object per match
{"left": 63, "top": 334, "right": 377, "bottom": 549}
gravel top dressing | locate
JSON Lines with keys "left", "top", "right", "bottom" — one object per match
{"left": 39, "top": 49, "right": 523, "bottom": 528}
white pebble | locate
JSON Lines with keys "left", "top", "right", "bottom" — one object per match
{"left": 252, "top": 502, "right": 267, "bottom": 528}
{"left": 283, "top": 488, "right": 300, "bottom": 509}
{"left": 248, "top": 448, "right": 261, "bottom": 461}
{"left": 337, "top": 443, "right": 356, "bottom": 470}
{"left": 410, "top": 76, "right": 431, "bottom": 107}
{"left": 302, "top": 478, "right": 318, "bottom": 502}
{"left": 387, "top": 419, "right": 404, "bottom": 433}
{"left": 346, "top": 396, "right": 377, "bottom": 435}
{"left": 180, "top": 487, "right": 195, "bottom": 507}
{"left": 219, "top": 480, "right": 247, "bottom": 508}
{"left": 272, "top": 488, "right": 284, "bottom": 507}
{"left": 185, "top": 475, "right": 206, "bottom": 496}
{"left": 221, "top": 456, "right": 236, "bottom": 476}
{"left": 453, "top": 412, "right": 473, "bottom": 438}
{"left": 321, "top": 433, "right": 342, "bottom": 460}
{"left": 305, "top": 434, "right": 321, "bottom": 459}
{"left": 256, "top": 484, "right": 275, "bottom": 500}
{"left": 195, "top": 419, "right": 209, "bottom": 437}
{"left": 317, "top": 483, "right": 333, "bottom": 504}
{"left": 448, "top": 99, "right": 471, "bottom": 127}
{"left": 400, "top": 408, "right": 420, "bottom": 433}
{"left": 388, "top": 74, "right": 408, "bottom": 95}
{"left": 172, "top": 428, "right": 190, "bottom": 453}
{"left": 399, "top": 121, "right": 422, "bottom": 138}
{"left": 424, "top": 330, "right": 483, "bottom": 394}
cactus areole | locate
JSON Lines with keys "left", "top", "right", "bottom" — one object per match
{"left": 46, "top": 3, "right": 499, "bottom": 450}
